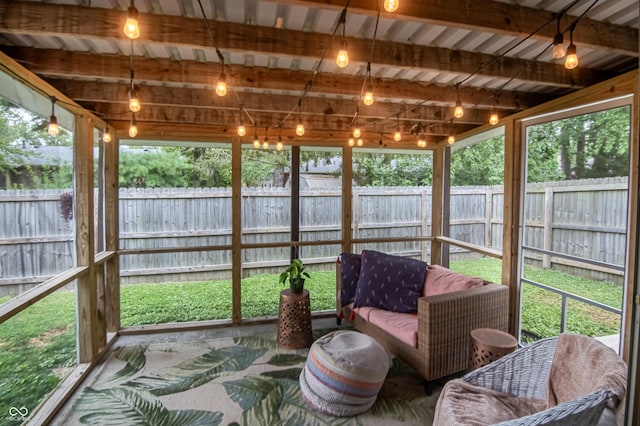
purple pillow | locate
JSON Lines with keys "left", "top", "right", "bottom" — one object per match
{"left": 339, "top": 252, "right": 361, "bottom": 306}
{"left": 353, "top": 250, "right": 427, "bottom": 313}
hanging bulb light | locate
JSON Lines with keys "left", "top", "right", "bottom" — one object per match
{"left": 129, "top": 114, "right": 138, "bottom": 138}
{"left": 384, "top": 0, "right": 399, "bottom": 13}
{"left": 276, "top": 126, "right": 283, "bottom": 151}
{"left": 262, "top": 127, "right": 269, "bottom": 149}
{"left": 124, "top": 0, "right": 140, "bottom": 40}
{"left": 564, "top": 27, "right": 578, "bottom": 69}
{"left": 237, "top": 123, "right": 246, "bottom": 137}
{"left": 393, "top": 113, "right": 401, "bottom": 142}
{"left": 128, "top": 86, "right": 141, "bottom": 112}
{"left": 102, "top": 125, "right": 112, "bottom": 143}
{"left": 295, "top": 100, "right": 305, "bottom": 136}
{"left": 348, "top": 137, "right": 355, "bottom": 147}
{"left": 453, "top": 84, "right": 464, "bottom": 119}
{"left": 363, "top": 62, "right": 374, "bottom": 106}
{"left": 356, "top": 138, "right": 364, "bottom": 147}
{"left": 253, "top": 128, "right": 260, "bottom": 148}
{"left": 552, "top": 17, "right": 565, "bottom": 59}
{"left": 447, "top": 135, "right": 455, "bottom": 145}
{"left": 352, "top": 125, "right": 361, "bottom": 139}
{"left": 215, "top": 72, "right": 227, "bottom": 97}
{"left": 336, "top": 8, "right": 349, "bottom": 68}
{"left": 417, "top": 136, "right": 426, "bottom": 148}
{"left": 47, "top": 96, "right": 59, "bottom": 137}
{"left": 489, "top": 109, "right": 499, "bottom": 126}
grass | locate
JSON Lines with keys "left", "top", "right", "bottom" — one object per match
{"left": 0, "top": 259, "right": 624, "bottom": 421}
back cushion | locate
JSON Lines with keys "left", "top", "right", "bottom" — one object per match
{"left": 339, "top": 252, "right": 362, "bottom": 306}
{"left": 353, "top": 250, "right": 427, "bottom": 313}
{"left": 423, "top": 264, "right": 483, "bottom": 297}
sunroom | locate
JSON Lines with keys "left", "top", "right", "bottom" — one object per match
{"left": 0, "top": 0, "right": 638, "bottom": 424}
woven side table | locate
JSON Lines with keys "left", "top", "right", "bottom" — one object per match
{"left": 470, "top": 328, "right": 518, "bottom": 370}
{"left": 277, "top": 289, "right": 313, "bottom": 349}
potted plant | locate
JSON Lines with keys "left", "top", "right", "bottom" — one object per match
{"left": 279, "top": 258, "right": 310, "bottom": 294}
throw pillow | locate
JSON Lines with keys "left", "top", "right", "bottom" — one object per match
{"left": 339, "top": 252, "right": 361, "bottom": 306}
{"left": 423, "top": 264, "right": 483, "bottom": 297}
{"left": 353, "top": 250, "right": 427, "bottom": 313}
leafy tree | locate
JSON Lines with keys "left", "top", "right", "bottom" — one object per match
{"left": 119, "top": 148, "right": 193, "bottom": 188}
{"left": 451, "top": 136, "right": 504, "bottom": 186}
{"left": 352, "top": 152, "right": 433, "bottom": 186}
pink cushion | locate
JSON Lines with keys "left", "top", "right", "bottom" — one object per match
{"left": 348, "top": 303, "right": 379, "bottom": 322}
{"left": 423, "top": 265, "right": 483, "bottom": 297}
{"left": 368, "top": 309, "right": 418, "bottom": 348}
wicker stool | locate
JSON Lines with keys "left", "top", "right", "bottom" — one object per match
{"left": 277, "top": 289, "right": 313, "bottom": 349}
{"left": 470, "top": 328, "right": 518, "bottom": 370}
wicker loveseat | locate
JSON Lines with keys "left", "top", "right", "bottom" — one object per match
{"left": 336, "top": 251, "right": 509, "bottom": 382}
{"left": 434, "top": 334, "right": 627, "bottom": 426}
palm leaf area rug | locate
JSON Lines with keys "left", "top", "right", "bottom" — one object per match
{"left": 57, "top": 328, "right": 441, "bottom": 425}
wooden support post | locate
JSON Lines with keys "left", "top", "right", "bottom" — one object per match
{"left": 542, "top": 187, "right": 553, "bottom": 269}
{"left": 422, "top": 188, "right": 429, "bottom": 261}
{"left": 442, "top": 146, "right": 451, "bottom": 268}
{"left": 232, "top": 139, "right": 242, "bottom": 325}
{"left": 485, "top": 188, "right": 493, "bottom": 249}
{"left": 75, "top": 115, "right": 99, "bottom": 363}
{"left": 502, "top": 119, "right": 524, "bottom": 337}
{"left": 95, "top": 138, "right": 106, "bottom": 349}
{"left": 431, "top": 144, "right": 444, "bottom": 265}
{"left": 342, "top": 146, "right": 353, "bottom": 253}
{"left": 104, "top": 130, "right": 120, "bottom": 333}
{"left": 291, "top": 146, "right": 300, "bottom": 260}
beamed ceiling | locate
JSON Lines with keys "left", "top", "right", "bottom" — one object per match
{"left": 0, "top": 0, "right": 638, "bottom": 147}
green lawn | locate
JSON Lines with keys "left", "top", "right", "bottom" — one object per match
{"left": 0, "top": 259, "right": 624, "bottom": 422}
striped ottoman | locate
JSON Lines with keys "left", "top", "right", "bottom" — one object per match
{"left": 299, "top": 330, "right": 390, "bottom": 416}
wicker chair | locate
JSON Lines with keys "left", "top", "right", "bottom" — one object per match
{"left": 434, "top": 335, "right": 627, "bottom": 426}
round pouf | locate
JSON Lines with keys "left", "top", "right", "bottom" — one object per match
{"left": 299, "top": 330, "right": 390, "bottom": 417}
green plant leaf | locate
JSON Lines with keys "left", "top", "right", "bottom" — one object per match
{"left": 125, "top": 345, "right": 266, "bottom": 396}
{"left": 107, "top": 345, "right": 148, "bottom": 383}
{"left": 223, "top": 375, "right": 282, "bottom": 410}
{"left": 266, "top": 354, "right": 307, "bottom": 366}
{"left": 233, "top": 335, "right": 278, "bottom": 350}
{"left": 240, "top": 378, "right": 283, "bottom": 426}
{"left": 261, "top": 368, "right": 302, "bottom": 381}
{"left": 76, "top": 386, "right": 222, "bottom": 426}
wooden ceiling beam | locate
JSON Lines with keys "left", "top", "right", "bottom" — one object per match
{"left": 0, "top": 3, "right": 614, "bottom": 88}
{"left": 50, "top": 78, "right": 507, "bottom": 126}
{"left": 288, "top": 0, "right": 638, "bottom": 56}
{"left": 6, "top": 47, "right": 552, "bottom": 110}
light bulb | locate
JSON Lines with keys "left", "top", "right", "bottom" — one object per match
{"left": 336, "top": 40, "right": 349, "bottom": 68}
{"left": 296, "top": 123, "right": 305, "bottom": 136}
{"left": 215, "top": 73, "right": 227, "bottom": 97}
{"left": 124, "top": 6, "right": 140, "bottom": 39}
{"left": 384, "top": 0, "right": 399, "bottom": 12}
{"left": 237, "top": 124, "right": 246, "bottom": 137}
{"left": 393, "top": 130, "right": 401, "bottom": 142}
{"left": 47, "top": 115, "right": 59, "bottom": 137}
{"left": 356, "top": 138, "right": 363, "bottom": 146}
{"left": 454, "top": 100, "right": 464, "bottom": 119}
{"left": 352, "top": 126, "right": 361, "bottom": 138}
{"left": 552, "top": 33, "right": 565, "bottom": 59}
{"left": 129, "top": 88, "right": 141, "bottom": 112}
{"left": 565, "top": 44, "right": 578, "bottom": 69}
{"left": 447, "top": 135, "right": 455, "bottom": 145}
{"left": 489, "top": 110, "right": 499, "bottom": 126}
{"left": 363, "top": 85, "right": 374, "bottom": 106}
{"left": 103, "top": 129, "right": 112, "bottom": 143}
{"left": 276, "top": 141, "right": 283, "bottom": 151}
{"left": 418, "top": 138, "right": 426, "bottom": 148}
{"left": 262, "top": 139, "right": 269, "bottom": 150}
{"left": 129, "top": 123, "right": 138, "bottom": 138}
{"left": 253, "top": 133, "right": 260, "bottom": 148}
{"left": 348, "top": 137, "right": 355, "bottom": 147}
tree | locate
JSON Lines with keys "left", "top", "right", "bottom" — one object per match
{"left": 450, "top": 136, "right": 504, "bottom": 186}
{"left": 119, "top": 148, "right": 193, "bottom": 188}
{"left": 352, "top": 152, "right": 433, "bottom": 186}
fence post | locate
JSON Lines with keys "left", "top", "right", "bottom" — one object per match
{"left": 543, "top": 187, "right": 553, "bottom": 269}
{"left": 485, "top": 187, "right": 492, "bottom": 249}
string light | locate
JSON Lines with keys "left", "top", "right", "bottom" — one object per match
{"left": 295, "top": 100, "right": 305, "bottom": 136}
{"left": 417, "top": 135, "right": 426, "bottom": 148}
{"left": 47, "top": 96, "right": 59, "bottom": 137}
{"left": 129, "top": 113, "right": 138, "bottom": 138}
{"left": 356, "top": 138, "right": 364, "bottom": 147}
{"left": 552, "top": 16, "right": 565, "bottom": 59}
{"left": 128, "top": 40, "right": 141, "bottom": 112}
{"left": 393, "top": 113, "right": 401, "bottom": 142}
{"left": 102, "top": 122, "right": 112, "bottom": 143}
{"left": 276, "top": 126, "right": 283, "bottom": 151}
{"left": 363, "top": 62, "right": 374, "bottom": 106}
{"left": 353, "top": 125, "right": 361, "bottom": 139}
{"left": 384, "top": 0, "right": 399, "bottom": 13}
{"left": 237, "top": 106, "right": 246, "bottom": 137}
{"left": 348, "top": 137, "right": 355, "bottom": 147}
{"left": 214, "top": 49, "right": 228, "bottom": 97}
{"left": 447, "top": 135, "right": 455, "bottom": 145}
{"left": 489, "top": 93, "right": 499, "bottom": 125}
{"left": 565, "top": 25, "right": 578, "bottom": 69}
{"left": 262, "top": 133, "right": 269, "bottom": 150}
{"left": 124, "top": 0, "right": 140, "bottom": 40}
{"left": 253, "top": 127, "right": 260, "bottom": 148}
{"left": 453, "top": 83, "right": 464, "bottom": 119}
{"left": 336, "top": 9, "right": 349, "bottom": 68}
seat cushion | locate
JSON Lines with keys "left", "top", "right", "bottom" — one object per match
{"left": 368, "top": 309, "right": 418, "bottom": 348}
{"left": 434, "top": 379, "right": 545, "bottom": 426}
{"left": 423, "top": 264, "right": 483, "bottom": 297}
{"left": 299, "top": 330, "right": 390, "bottom": 417}
{"left": 353, "top": 250, "right": 427, "bottom": 313}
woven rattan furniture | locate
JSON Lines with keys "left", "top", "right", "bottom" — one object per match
{"left": 434, "top": 334, "right": 628, "bottom": 426}
{"left": 277, "top": 289, "right": 313, "bottom": 349}
{"left": 336, "top": 261, "right": 509, "bottom": 382}
{"left": 470, "top": 328, "right": 518, "bottom": 370}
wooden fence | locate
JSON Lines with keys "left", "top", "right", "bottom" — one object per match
{"left": 0, "top": 177, "right": 628, "bottom": 296}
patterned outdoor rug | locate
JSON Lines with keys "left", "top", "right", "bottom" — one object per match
{"left": 57, "top": 329, "right": 440, "bottom": 425}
